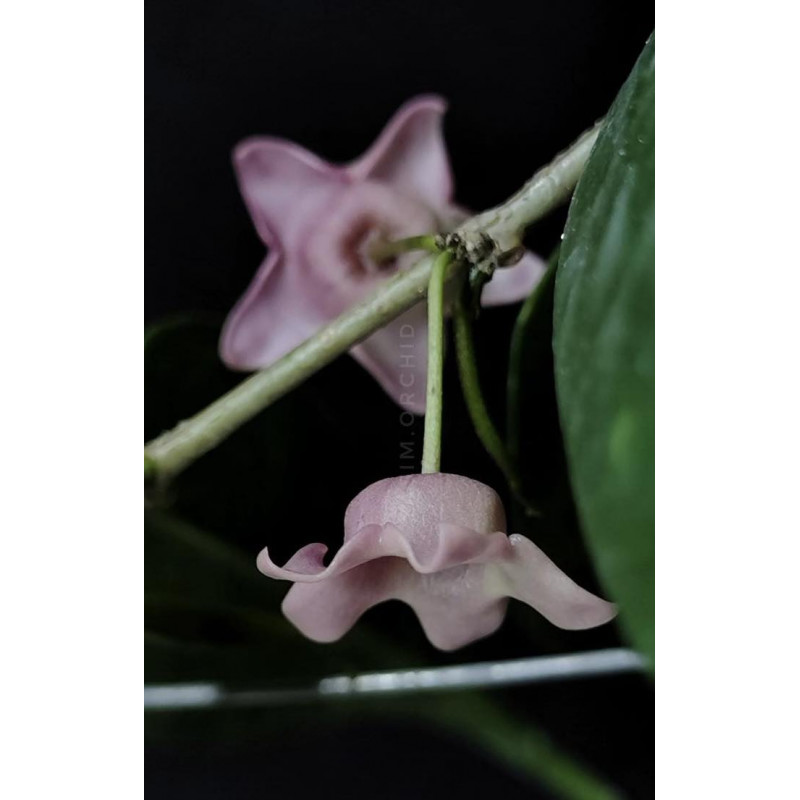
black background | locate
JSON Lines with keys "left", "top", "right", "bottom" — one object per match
{"left": 146, "top": 1, "right": 654, "bottom": 797}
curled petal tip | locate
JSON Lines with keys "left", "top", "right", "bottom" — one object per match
{"left": 506, "top": 533, "right": 617, "bottom": 630}
{"left": 400, "top": 93, "right": 448, "bottom": 113}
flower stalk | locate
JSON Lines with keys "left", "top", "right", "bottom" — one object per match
{"left": 453, "top": 291, "right": 535, "bottom": 514}
{"left": 421, "top": 250, "right": 453, "bottom": 474}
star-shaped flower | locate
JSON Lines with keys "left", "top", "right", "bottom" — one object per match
{"left": 257, "top": 473, "right": 616, "bottom": 651}
{"left": 220, "top": 96, "right": 545, "bottom": 413}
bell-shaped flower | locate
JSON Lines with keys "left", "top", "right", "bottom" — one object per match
{"left": 220, "top": 96, "right": 545, "bottom": 413}
{"left": 257, "top": 473, "right": 615, "bottom": 651}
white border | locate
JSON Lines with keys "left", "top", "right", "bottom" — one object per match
{"left": 659, "top": 4, "right": 799, "bottom": 797}
{"left": 4, "top": 2, "right": 797, "bottom": 797}
{"left": 1, "top": 4, "right": 142, "bottom": 798}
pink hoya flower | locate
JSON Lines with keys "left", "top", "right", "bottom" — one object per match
{"left": 221, "top": 96, "right": 545, "bottom": 413}
{"left": 257, "top": 473, "right": 615, "bottom": 651}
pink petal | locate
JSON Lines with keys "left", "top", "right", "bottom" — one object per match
{"left": 258, "top": 522, "right": 614, "bottom": 650}
{"left": 350, "top": 304, "right": 429, "bottom": 415}
{"left": 219, "top": 251, "right": 324, "bottom": 370}
{"left": 300, "top": 181, "right": 437, "bottom": 315}
{"left": 281, "top": 559, "right": 402, "bottom": 643}
{"left": 344, "top": 473, "right": 506, "bottom": 538}
{"left": 257, "top": 471, "right": 614, "bottom": 649}
{"left": 257, "top": 523, "right": 512, "bottom": 583}
{"left": 222, "top": 175, "right": 437, "bottom": 373}
{"left": 233, "top": 137, "right": 344, "bottom": 247}
{"left": 259, "top": 524, "right": 512, "bottom": 650}
{"left": 349, "top": 95, "right": 453, "bottom": 211}
{"left": 227, "top": 102, "right": 546, "bottom": 408}
{"left": 394, "top": 565, "right": 509, "bottom": 650}
{"left": 257, "top": 473, "right": 615, "bottom": 650}
{"left": 481, "top": 250, "right": 547, "bottom": 306}
{"left": 283, "top": 558, "right": 509, "bottom": 651}
{"left": 501, "top": 534, "right": 617, "bottom": 630}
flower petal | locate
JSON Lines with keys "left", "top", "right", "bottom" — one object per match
{"left": 284, "top": 560, "right": 507, "bottom": 650}
{"left": 260, "top": 523, "right": 514, "bottom": 649}
{"left": 281, "top": 559, "right": 402, "bottom": 643}
{"left": 233, "top": 137, "right": 344, "bottom": 246}
{"left": 481, "top": 250, "right": 547, "bottom": 306}
{"left": 257, "top": 522, "right": 512, "bottom": 583}
{"left": 500, "top": 534, "right": 617, "bottom": 630}
{"left": 219, "top": 251, "right": 324, "bottom": 370}
{"left": 344, "top": 473, "right": 506, "bottom": 539}
{"left": 349, "top": 95, "right": 453, "bottom": 210}
{"left": 349, "top": 303, "right": 429, "bottom": 414}
{"left": 394, "top": 565, "right": 509, "bottom": 650}
{"left": 301, "top": 183, "right": 437, "bottom": 314}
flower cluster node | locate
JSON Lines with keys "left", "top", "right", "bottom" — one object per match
{"left": 437, "top": 231, "right": 498, "bottom": 273}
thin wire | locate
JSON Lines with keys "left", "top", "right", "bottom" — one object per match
{"left": 145, "top": 648, "right": 647, "bottom": 711}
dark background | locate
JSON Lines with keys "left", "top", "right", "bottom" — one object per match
{"left": 146, "top": 1, "right": 654, "bottom": 797}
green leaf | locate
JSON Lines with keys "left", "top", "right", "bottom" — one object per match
{"left": 506, "top": 251, "right": 622, "bottom": 654}
{"left": 553, "top": 35, "right": 655, "bottom": 666}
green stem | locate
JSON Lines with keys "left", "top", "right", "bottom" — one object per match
{"left": 453, "top": 292, "right": 535, "bottom": 514}
{"left": 147, "top": 254, "right": 455, "bottom": 481}
{"left": 368, "top": 234, "right": 438, "bottom": 264}
{"left": 456, "top": 121, "right": 602, "bottom": 253}
{"left": 145, "top": 123, "right": 600, "bottom": 482}
{"left": 420, "top": 251, "right": 453, "bottom": 474}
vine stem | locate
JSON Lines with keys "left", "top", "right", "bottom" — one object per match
{"left": 145, "top": 122, "right": 601, "bottom": 482}
{"left": 456, "top": 121, "right": 602, "bottom": 252}
{"left": 146, "top": 253, "right": 452, "bottom": 481}
{"left": 420, "top": 251, "right": 453, "bottom": 474}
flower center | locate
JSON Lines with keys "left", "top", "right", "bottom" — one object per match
{"left": 303, "top": 181, "right": 437, "bottom": 297}
{"left": 350, "top": 226, "right": 398, "bottom": 276}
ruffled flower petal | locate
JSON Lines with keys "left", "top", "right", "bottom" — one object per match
{"left": 258, "top": 523, "right": 512, "bottom": 650}
{"left": 393, "top": 565, "right": 509, "bottom": 651}
{"left": 257, "top": 473, "right": 615, "bottom": 650}
{"left": 257, "top": 522, "right": 512, "bottom": 583}
{"left": 281, "top": 559, "right": 403, "bottom": 644}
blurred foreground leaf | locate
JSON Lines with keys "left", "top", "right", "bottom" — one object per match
{"left": 553, "top": 35, "right": 654, "bottom": 665}
{"left": 431, "top": 694, "right": 624, "bottom": 800}
{"left": 145, "top": 509, "right": 417, "bottom": 682}
{"left": 506, "top": 253, "right": 622, "bottom": 657}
